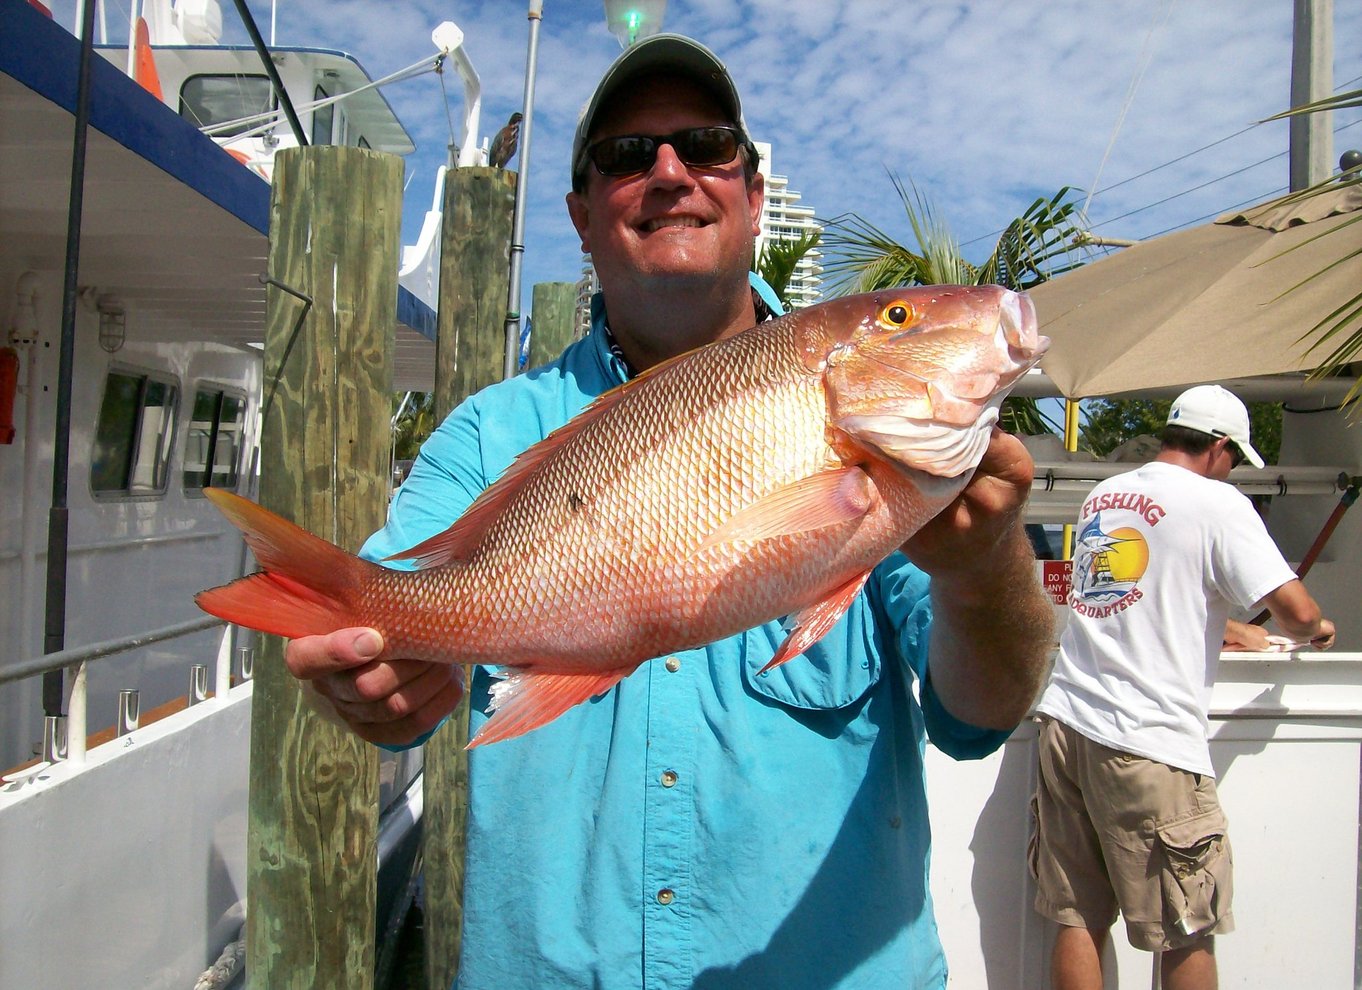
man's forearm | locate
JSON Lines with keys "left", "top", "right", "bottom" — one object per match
{"left": 1262, "top": 579, "right": 1326, "bottom": 642}
{"left": 926, "top": 525, "right": 1055, "bottom": 730}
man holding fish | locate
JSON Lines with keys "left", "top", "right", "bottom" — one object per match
{"left": 269, "top": 33, "right": 1054, "bottom": 990}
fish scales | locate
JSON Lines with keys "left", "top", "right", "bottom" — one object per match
{"left": 399, "top": 316, "right": 834, "bottom": 666}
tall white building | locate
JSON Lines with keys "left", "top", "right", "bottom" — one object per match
{"left": 573, "top": 138, "right": 822, "bottom": 331}
{"left": 753, "top": 141, "right": 822, "bottom": 309}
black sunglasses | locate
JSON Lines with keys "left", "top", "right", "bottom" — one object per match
{"left": 1216, "top": 434, "right": 1245, "bottom": 468}
{"left": 581, "top": 125, "right": 751, "bottom": 181}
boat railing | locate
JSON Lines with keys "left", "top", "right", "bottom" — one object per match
{"left": 2, "top": 615, "right": 249, "bottom": 769}
{"left": 1026, "top": 461, "right": 1356, "bottom": 525}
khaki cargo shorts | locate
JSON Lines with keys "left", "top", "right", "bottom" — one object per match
{"left": 1029, "top": 716, "right": 1234, "bottom": 952}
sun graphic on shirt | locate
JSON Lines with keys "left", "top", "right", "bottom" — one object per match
{"left": 1101, "top": 527, "right": 1149, "bottom": 582}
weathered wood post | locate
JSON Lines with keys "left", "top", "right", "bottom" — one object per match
{"left": 527, "top": 281, "right": 579, "bottom": 370}
{"left": 424, "top": 164, "right": 517, "bottom": 990}
{"left": 247, "top": 145, "right": 402, "bottom": 989}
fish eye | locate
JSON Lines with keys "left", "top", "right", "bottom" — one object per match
{"left": 880, "top": 301, "right": 914, "bottom": 328}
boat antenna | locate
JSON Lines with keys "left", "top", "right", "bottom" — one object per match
{"left": 228, "top": 0, "right": 308, "bottom": 147}
{"left": 1080, "top": 0, "right": 1174, "bottom": 221}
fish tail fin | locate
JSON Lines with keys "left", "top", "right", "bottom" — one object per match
{"left": 195, "top": 488, "right": 370, "bottom": 639}
{"left": 467, "top": 668, "right": 633, "bottom": 748}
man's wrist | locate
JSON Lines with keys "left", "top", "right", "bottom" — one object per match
{"left": 928, "top": 521, "right": 1037, "bottom": 608}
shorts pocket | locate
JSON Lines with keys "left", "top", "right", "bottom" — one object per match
{"left": 1026, "top": 793, "right": 1041, "bottom": 881}
{"left": 1155, "top": 806, "right": 1233, "bottom": 938}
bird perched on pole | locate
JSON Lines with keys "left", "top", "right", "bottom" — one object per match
{"left": 488, "top": 112, "right": 523, "bottom": 169}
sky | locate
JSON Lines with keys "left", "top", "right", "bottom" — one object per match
{"left": 63, "top": 0, "right": 1362, "bottom": 319}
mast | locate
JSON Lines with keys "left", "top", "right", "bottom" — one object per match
{"left": 1289, "top": 0, "right": 1334, "bottom": 190}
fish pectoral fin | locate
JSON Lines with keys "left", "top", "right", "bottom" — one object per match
{"left": 761, "top": 570, "right": 872, "bottom": 673}
{"left": 467, "top": 667, "right": 634, "bottom": 748}
{"left": 699, "top": 467, "right": 875, "bottom": 550}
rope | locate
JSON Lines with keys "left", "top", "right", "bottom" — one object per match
{"left": 193, "top": 926, "right": 246, "bottom": 990}
{"left": 200, "top": 52, "right": 441, "bottom": 139}
{"left": 435, "top": 53, "right": 460, "bottom": 161}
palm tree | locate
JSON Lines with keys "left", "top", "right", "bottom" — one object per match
{"left": 820, "top": 173, "right": 1086, "bottom": 434}
{"left": 755, "top": 229, "right": 822, "bottom": 311}
{"left": 392, "top": 391, "right": 437, "bottom": 462}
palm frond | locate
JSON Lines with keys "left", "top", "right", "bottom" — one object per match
{"left": 1261, "top": 87, "right": 1362, "bottom": 121}
{"left": 756, "top": 229, "right": 822, "bottom": 309}
{"left": 821, "top": 172, "right": 1084, "bottom": 294}
{"left": 1253, "top": 175, "right": 1362, "bottom": 413}
{"left": 980, "top": 188, "right": 1087, "bottom": 289}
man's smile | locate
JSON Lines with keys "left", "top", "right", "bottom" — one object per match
{"left": 639, "top": 214, "right": 707, "bottom": 232}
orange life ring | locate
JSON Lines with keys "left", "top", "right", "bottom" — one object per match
{"left": 225, "top": 148, "right": 270, "bottom": 180}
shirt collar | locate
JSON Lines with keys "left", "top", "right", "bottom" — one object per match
{"left": 591, "top": 277, "right": 783, "bottom": 382}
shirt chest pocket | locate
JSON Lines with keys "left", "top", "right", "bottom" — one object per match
{"left": 741, "top": 610, "right": 882, "bottom": 711}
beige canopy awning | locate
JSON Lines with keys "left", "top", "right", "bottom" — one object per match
{"left": 1030, "top": 183, "right": 1362, "bottom": 398}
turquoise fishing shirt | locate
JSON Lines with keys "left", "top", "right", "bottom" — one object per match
{"left": 365, "top": 280, "right": 1010, "bottom": 990}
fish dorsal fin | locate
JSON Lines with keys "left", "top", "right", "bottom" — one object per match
{"left": 387, "top": 354, "right": 695, "bottom": 569}
{"left": 699, "top": 466, "right": 875, "bottom": 550}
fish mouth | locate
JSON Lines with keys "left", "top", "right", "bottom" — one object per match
{"left": 843, "top": 402, "right": 1001, "bottom": 479}
{"left": 1000, "top": 290, "right": 1049, "bottom": 369}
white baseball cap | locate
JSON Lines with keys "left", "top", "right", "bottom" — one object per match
{"left": 1166, "top": 384, "right": 1264, "bottom": 468}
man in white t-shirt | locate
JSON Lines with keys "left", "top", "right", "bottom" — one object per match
{"left": 1031, "top": 384, "right": 1335, "bottom": 990}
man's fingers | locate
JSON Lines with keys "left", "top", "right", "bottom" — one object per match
{"left": 319, "top": 657, "right": 428, "bottom": 705}
{"left": 972, "top": 429, "right": 1033, "bottom": 492}
{"left": 328, "top": 661, "right": 465, "bottom": 723}
{"left": 280, "top": 628, "right": 468, "bottom": 747}
{"left": 284, "top": 628, "right": 384, "bottom": 679}
{"left": 343, "top": 673, "right": 468, "bottom": 747}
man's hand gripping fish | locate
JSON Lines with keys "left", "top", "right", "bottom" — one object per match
{"left": 197, "top": 285, "right": 1049, "bottom": 747}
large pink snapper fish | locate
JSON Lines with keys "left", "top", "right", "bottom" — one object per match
{"left": 197, "top": 285, "right": 1047, "bottom": 746}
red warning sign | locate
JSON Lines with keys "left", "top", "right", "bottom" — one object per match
{"left": 1042, "top": 561, "right": 1072, "bottom": 606}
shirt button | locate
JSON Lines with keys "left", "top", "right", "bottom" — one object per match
{"left": 656, "top": 888, "right": 675, "bottom": 905}
{"left": 664, "top": 657, "right": 681, "bottom": 672}
{"left": 661, "top": 770, "right": 678, "bottom": 788}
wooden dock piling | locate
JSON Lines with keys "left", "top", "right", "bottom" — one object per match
{"left": 424, "top": 164, "right": 517, "bottom": 990}
{"left": 246, "top": 145, "right": 402, "bottom": 990}
{"left": 528, "top": 281, "right": 579, "bottom": 370}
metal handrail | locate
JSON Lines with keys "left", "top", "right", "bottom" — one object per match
{"left": 1, "top": 616, "right": 226, "bottom": 686}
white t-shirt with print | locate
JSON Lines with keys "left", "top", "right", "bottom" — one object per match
{"left": 1036, "top": 461, "right": 1298, "bottom": 776}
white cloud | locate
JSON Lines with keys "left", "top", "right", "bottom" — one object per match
{"left": 55, "top": 0, "right": 1362, "bottom": 308}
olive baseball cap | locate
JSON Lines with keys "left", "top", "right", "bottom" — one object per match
{"left": 570, "top": 34, "right": 751, "bottom": 192}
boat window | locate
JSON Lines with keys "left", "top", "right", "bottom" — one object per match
{"left": 183, "top": 386, "right": 247, "bottom": 493}
{"left": 179, "top": 74, "right": 273, "bottom": 137}
{"left": 311, "top": 84, "right": 334, "bottom": 146}
{"left": 91, "top": 369, "right": 179, "bottom": 497}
